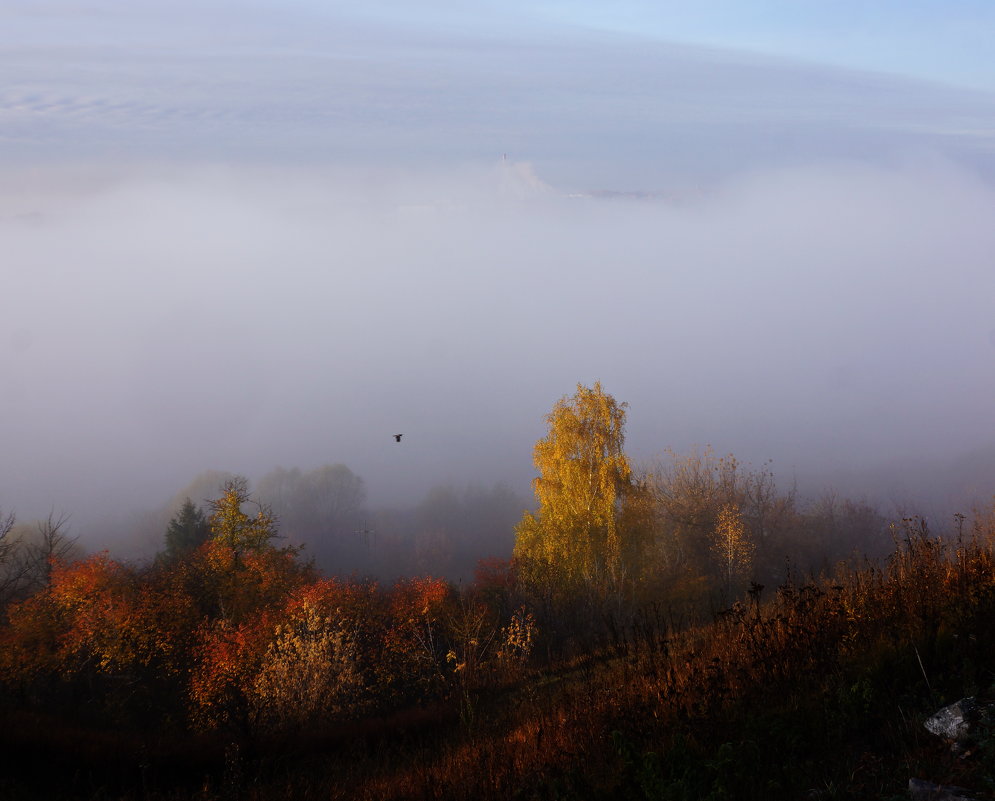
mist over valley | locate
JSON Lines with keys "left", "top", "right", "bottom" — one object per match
{"left": 7, "top": 5, "right": 995, "bottom": 799}
{"left": 4, "top": 157, "right": 995, "bottom": 567}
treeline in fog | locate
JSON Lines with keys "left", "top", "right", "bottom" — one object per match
{"left": 1, "top": 384, "right": 994, "bottom": 800}
{"left": 124, "top": 465, "right": 526, "bottom": 586}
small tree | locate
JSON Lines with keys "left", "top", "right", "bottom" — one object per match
{"left": 0, "top": 509, "right": 15, "bottom": 560}
{"left": 0, "top": 509, "right": 25, "bottom": 605}
{"left": 711, "top": 503, "right": 754, "bottom": 598}
{"left": 23, "top": 512, "right": 80, "bottom": 591}
{"left": 202, "top": 479, "right": 304, "bottom": 624}
{"left": 163, "top": 498, "right": 209, "bottom": 562}
{"left": 209, "top": 478, "right": 278, "bottom": 555}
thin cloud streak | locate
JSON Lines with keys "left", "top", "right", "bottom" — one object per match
{"left": 1, "top": 4, "right": 994, "bottom": 185}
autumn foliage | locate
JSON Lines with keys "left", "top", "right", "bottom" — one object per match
{"left": 0, "top": 482, "right": 522, "bottom": 747}
{"left": 5, "top": 391, "right": 995, "bottom": 800}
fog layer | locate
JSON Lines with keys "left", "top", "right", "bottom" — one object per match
{"left": 3, "top": 158, "right": 995, "bottom": 543}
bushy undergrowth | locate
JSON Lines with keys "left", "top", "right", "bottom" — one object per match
{"left": 3, "top": 515, "right": 995, "bottom": 800}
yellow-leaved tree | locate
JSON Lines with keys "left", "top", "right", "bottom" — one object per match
{"left": 514, "top": 383, "right": 647, "bottom": 600}
{"left": 202, "top": 478, "right": 306, "bottom": 623}
{"left": 711, "top": 502, "right": 755, "bottom": 598}
{"left": 209, "top": 478, "right": 279, "bottom": 555}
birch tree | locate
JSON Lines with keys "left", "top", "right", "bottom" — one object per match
{"left": 711, "top": 503, "right": 754, "bottom": 597}
{"left": 514, "top": 383, "right": 645, "bottom": 597}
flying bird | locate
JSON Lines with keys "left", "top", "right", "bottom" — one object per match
{"left": 394, "top": 434, "right": 403, "bottom": 442}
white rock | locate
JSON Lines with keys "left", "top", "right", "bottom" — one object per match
{"left": 924, "top": 698, "right": 981, "bottom": 743}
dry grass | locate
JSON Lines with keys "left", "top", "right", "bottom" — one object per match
{"left": 5, "top": 517, "right": 995, "bottom": 800}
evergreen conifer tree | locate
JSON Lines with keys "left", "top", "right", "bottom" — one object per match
{"left": 163, "top": 498, "right": 209, "bottom": 561}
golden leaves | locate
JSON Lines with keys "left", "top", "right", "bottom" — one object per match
{"left": 208, "top": 478, "right": 278, "bottom": 554}
{"left": 711, "top": 503, "right": 755, "bottom": 595}
{"left": 514, "top": 383, "right": 638, "bottom": 593}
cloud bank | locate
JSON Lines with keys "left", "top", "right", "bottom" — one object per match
{"left": 3, "top": 158, "right": 995, "bottom": 542}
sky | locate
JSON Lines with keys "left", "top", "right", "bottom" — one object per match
{"left": 532, "top": 1, "right": 995, "bottom": 89}
{"left": 3, "top": 1, "right": 995, "bottom": 547}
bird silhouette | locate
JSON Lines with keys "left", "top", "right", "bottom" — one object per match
{"left": 393, "top": 434, "right": 403, "bottom": 442}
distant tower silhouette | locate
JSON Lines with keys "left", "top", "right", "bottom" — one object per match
{"left": 393, "top": 434, "right": 403, "bottom": 442}
{"left": 356, "top": 522, "right": 376, "bottom": 550}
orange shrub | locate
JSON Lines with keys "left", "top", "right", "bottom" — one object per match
{"left": 379, "top": 577, "right": 453, "bottom": 702}
{"left": 250, "top": 602, "right": 363, "bottom": 733}
{"left": 193, "top": 540, "right": 311, "bottom": 623}
{"left": 187, "top": 613, "right": 273, "bottom": 732}
{"left": 0, "top": 590, "right": 62, "bottom": 684}
{"left": 48, "top": 553, "right": 139, "bottom": 674}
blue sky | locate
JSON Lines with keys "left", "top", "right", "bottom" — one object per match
{"left": 528, "top": 1, "right": 995, "bottom": 89}
{"left": 310, "top": 0, "right": 995, "bottom": 89}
